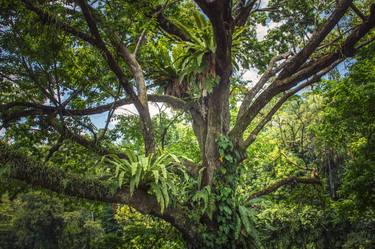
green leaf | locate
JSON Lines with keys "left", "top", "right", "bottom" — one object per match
{"left": 152, "top": 170, "right": 159, "bottom": 184}
{"left": 161, "top": 181, "right": 169, "bottom": 208}
{"left": 160, "top": 164, "right": 167, "bottom": 179}
{"left": 129, "top": 178, "right": 136, "bottom": 196}
{"left": 134, "top": 166, "right": 143, "bottom": 187}
{"left": 193, "top": 11, "right": 205, "bottom": 29}
{"left": 235, "top": 213, "right": 241, "bottom": 240}
{"left": 118, "top": 171, "right": 125, "bottom": 187}
{"left": 130, "top": 162, "right": 138, "bottom": 176}
{"left": 169, "top": 153, "right": 181, "bottom": 164}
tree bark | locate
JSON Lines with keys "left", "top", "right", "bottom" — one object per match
{"left": 0, "top": 141, "right": 198, "bottom": 245}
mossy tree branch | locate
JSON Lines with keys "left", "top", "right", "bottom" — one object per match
{"left": 0, "top": 141, "right": 198, "bottom": 245}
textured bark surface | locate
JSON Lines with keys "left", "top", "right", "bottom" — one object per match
{"left": 0, "top": 141, "right": 199, "bottom": 245}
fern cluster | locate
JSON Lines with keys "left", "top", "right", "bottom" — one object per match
{"left": 103, "top": 151, "right": 187, "bottom": 213}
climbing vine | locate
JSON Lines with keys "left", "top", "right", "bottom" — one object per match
{"left": 200, "top": 135, "right": 261, "bottom": 249}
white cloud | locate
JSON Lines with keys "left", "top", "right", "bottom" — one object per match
{"left": 114, "top": 102, "right": 169, "bottom": 117}
{"left": 259, "top": 0, "right": 269, "bottom": 8}
{"left": 243, "top": 8, "right": 284, "bottom": 83}
{"left": 243, "top": 68, "right": 260, "bottom": 84}
{"left": 110, "top": 102, "right": 173, "bottom": 126}
{"left": 256, "top": 21, "right": 283, "bottom": 40}
{"left": 0, "top": 128, "right": 5, "bottom": 138}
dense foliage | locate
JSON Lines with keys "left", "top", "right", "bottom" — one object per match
{"left": 0, "top": 0, "right": 374, "bottom": 248}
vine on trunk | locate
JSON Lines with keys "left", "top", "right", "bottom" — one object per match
{"left": 200, "top": 136, "right": 261, "bottom": 249}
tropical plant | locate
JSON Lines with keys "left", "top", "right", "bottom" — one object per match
{"left": 103, "top": 151, "right": 188, "bottom": 213}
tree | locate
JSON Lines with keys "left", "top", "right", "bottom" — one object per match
{"left": 0, "top": 0, "right": 374, "bottom": 248}
{"left": 0, "top": 191, "right": 105, "bottom": 249}
{"left": 247, "top": 43, "right": 375, "bottom": 249}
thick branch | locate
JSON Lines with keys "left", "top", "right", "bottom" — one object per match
{"left": 0, "top": 95, "right": 193, "bottom": 125}
{"left": 75, "top": 0, "right": 137, "bottom": 98}
{"left": 193, "top": 0, "right": 234, "bottom": 186}
{"left": 0, "top": 142, "right": 125, "bottom": 203}
{"left": 194, "top": 0, "right": 233, "bottom": 75}
{"left": 277, "top": 0, "right": 352, "bottom": 79}
{"left": 112, "top": 35, "right": 156, "bottom": 153}
{"left": 231, "top": 6, "right": 375, "bottom": 142}
{"left": 234, "top": 0, "right": 257, "bottom": 26}
{"left": 237, "top": 52, "right": 291, "bottom": 120}
{"left": 240, "top": 61, "right": 341, "bottom": 149}
{"left": 246, "top": 176, "right": 321, "bottom": 201}
{"left": 0, "top": 141, "right": 197, "bottom": 243}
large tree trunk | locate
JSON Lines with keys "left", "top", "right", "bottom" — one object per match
{"left": 202, "top": 75, "right": 231, "bottom": 186}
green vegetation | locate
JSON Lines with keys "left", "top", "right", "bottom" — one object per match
{"left": 0, "top": 0, "right": 374, "bottom": 248}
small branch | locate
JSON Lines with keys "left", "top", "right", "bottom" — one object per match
{"left": 134, "top": 29, "right": 147, "bottom": 55}
{"left": 44, "top": 135, "right": 65, "bottom": 162}
{"left": 238, "top": 52, "right": 291, "bottom": 120}
{"left": 246, "top": 176, "right": 321, "bottom": 201}
{"left": 355, "top": 36, "right": 375, "bottom": 50}
{"left": 99, "top": 86, "right": 121, "bottom": 141}
{"left": 61, "top": 88, "right": 85, "bottom": 107}
{"left": 254, "top": 7, "right": 280, "bottom": 12}
{"left": 22, "top": 0, "right": 95, "bottom": 44}
{"left": 161, "top": 113, "right": 183, "bottom": 149}
{"left": 350, "top": 3, "right": 367, "bottom": 21}
{"left": 49, "top": 120, "right": 127, "bottom": 159}
{"left": 98, "top": 101, "right": 116, "bottom": 141}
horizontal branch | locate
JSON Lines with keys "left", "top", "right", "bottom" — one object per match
{"left": 0, "top": 141, "right": 197, "bottom": 242}
{"left": 0, "top": 95, "right": 194, "bottom": 123}
{"left": 0, "top": 141, "right": 147, "bottom": 206}
{"left": 246, "top": 176, "right": 321, "bottom": 201}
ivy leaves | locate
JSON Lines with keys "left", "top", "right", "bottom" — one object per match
{"left": 192, "top": 185, "right": 215, "bottom": 219}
